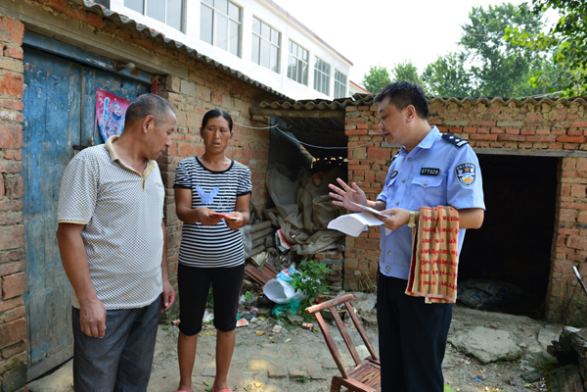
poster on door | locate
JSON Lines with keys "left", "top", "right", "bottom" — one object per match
{"left": 95, "top": 89, "right": 131, "bottom": 143}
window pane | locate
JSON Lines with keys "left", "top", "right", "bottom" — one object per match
{"left": 229, "top": 2, "right": 240, "bottom": 20}
{"left": 202, "top": 0, "right": 213, "bottom": 5}
{"left": 230, "top": 20, "right": 239, "bottom": 56}
{"left": 216, "top": 13, "right": 228, "bottom": 50}
{"left": 271, "top": 29, "right": 279, "bottom": 45}
{"left": 288, "top": 55, "right": 296, "bottom": 80}
{"left": 302, "top": 61, "right": 308, "bottom": 85}
{"left": 253, "top": 17, "right": 261, "bottom": 34}
{"left": 146, "top": 0, "right": 165, "bottom": 23}
{"left": 314, "top": 69, "right": 320, "bottom": 90}
{"left": 215, "top": 0, "right": 228, "bottom": 14}
{"left": 252, "top": 36, "right": 260, "bottom": 63}
{"left": 200, "top": 4, "right": 213, "bottom": 44}
{"left": 167, "top": 0, "right": 182, "bottom": 30}
{"left": 261, "top": 22, "right": 270, "bottom": 40}
{"left": 303, "top": 49, "right": 308, "bottom": 61}
{"left": 289, "top": 41, "right": 294, "bottom": 54}
{"left": 270, "top": 45, "right": 279, "bottom": 73}
{"left": 125, "top": 0, "right": 143, "bottom": 13}
{"left": 260, "top": 39, "right": 270, "bottom": 69}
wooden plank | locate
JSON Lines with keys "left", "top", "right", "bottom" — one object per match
{"left": 549, "top": 364, "right": 584, "bottom": 392}
{"left": 245, "top": 263, "right": 278, "bottom": 286}
{"left": 314, "top": 311, "right": 348, "bottom": 379}
{"left": 344, "top": 302, "right": 379, "bottom": 362}
{"left": 330, "top": 306, "right": 361, "bottom": 366}
{"left": 306, "top": 294, "right": 354, "bottom": 314}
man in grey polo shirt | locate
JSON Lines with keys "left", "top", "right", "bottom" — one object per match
{"left": 56, "top": 94, "right": 176, "bottom": 391}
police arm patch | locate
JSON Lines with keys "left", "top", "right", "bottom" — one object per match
{"left": 442, "top": 133, "right": 469, "bottom": 148}
{"left": 455, "top": 163, "right": 477, "bottom": 185}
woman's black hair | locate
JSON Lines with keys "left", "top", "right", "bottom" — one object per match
{"left": 201, "top": 109, "right": 233, "bottom": 132}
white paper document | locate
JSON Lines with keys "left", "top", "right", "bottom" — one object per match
{"left": 349, "top": 202, "right": 390, "bottom": 218}
{"left": 327, "top": 211, "right": 384, "bottom": 237}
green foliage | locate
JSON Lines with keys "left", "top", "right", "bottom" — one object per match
{"left": 362, "top": 65, "right": 391, "bottom": 95}
{"left": 391, "top": 60, "right": 423, "bottom": 87}
{"left": 505, "top": 0, "right": 585, "bottom": 97}
{"left": 290, "top": 260, "right": 331, "bottom": 319}
{"left": 422, "top": 53, "right": 472, "bottom": 97}
{"left": 207, "top": 287, "right": 214, "bottom": 308}
{"left": 460, "top": 2, "right": 562, "bottom": 97}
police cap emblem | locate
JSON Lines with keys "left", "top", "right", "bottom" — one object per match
{"left": 455, "top": 163, "right": 477, "bottom": 186}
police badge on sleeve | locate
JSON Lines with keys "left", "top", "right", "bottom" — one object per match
{"left": 455, "top": 163, "right": 477, "bottom": 185}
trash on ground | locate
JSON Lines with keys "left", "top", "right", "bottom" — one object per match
{"left": 256, "top": 331, "right": 266, "bottom": 336}
{"left": 302, "top": 322, "right": 314, "bottom": 330}
{"left": 457, "top": 279, "right": 521, "bottom": 309}
{"left": 236, "top": 319, "right": 249, "bottom": 328}
{"left": 203, "top": 309, "right": 214, "bottom": 323}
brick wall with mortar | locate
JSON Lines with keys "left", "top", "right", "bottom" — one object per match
{"left": 0, "top": 14, "right": 27, "bottom": 392}
{"left": 314, "top": 251, "right": 344, "bottom": 290}
{"left": 344, "top": 99, "right": 587, "bottom": 324}
{"left": 0, "top": 0, "right": 281, "bottom": 388}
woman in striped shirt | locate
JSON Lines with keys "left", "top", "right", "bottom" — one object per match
{"left": 173, "top": 109, "right": 252, "bottom": 392}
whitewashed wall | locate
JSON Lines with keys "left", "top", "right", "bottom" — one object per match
{"left": 109, "top": 0, "right": 352, "bottom": 100}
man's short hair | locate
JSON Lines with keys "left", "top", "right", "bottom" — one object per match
{"left": 124, "top": 93, "right": 176, "bottom": 128}
{"left": 373, "top": 81, "right": 429, "bottom": 120}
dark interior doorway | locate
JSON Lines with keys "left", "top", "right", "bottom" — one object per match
{"left": 458, "top": 154, "right": 558, "bottom": 318}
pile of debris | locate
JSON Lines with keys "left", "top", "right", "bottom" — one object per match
{"left": 546, "top": 326, "right": 587, "bottom": 391}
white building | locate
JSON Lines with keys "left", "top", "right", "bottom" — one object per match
{"left": 107, "top": 0, "right": 353, "bottom": 100}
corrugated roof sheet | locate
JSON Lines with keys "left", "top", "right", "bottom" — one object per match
{"left": 258, "top": 93, "right": 587, "bottom": 111}
{"left": 80, "top": 0, "right": 289, "bottom": 100}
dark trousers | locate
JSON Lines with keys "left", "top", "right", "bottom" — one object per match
{"left": 377, "top": 274, "right": 452, "bottom": 392}
{"left": 178, "top": 263, "right": 245, "bottom": 335}
{"left": 72, "top": 296, "right": 160, "bottom": 392}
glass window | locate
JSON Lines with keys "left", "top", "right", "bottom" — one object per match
{"left": 314, "top": 57, "right": 330, "bottom": 95}
{"left": 288, "top": 41, "right": 308, "bottom": 85}
{"left": 251, "top": 17, "right": 281, "bottom": 73}
{"left": 126, "top": 0, "right": 183, "bottom": 31}
{"left": 334, "top": 70, "right": 348, "bottom": 98}
{"left": 201, "top": 0, "right": 242, "bottom": 57}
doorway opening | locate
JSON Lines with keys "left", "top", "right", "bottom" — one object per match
{"left": 458, "top": 154, "right": 558, "bottom": 318}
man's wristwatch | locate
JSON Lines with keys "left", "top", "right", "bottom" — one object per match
{"left": 407, "top": 210, "right": 416, "bottom": 228}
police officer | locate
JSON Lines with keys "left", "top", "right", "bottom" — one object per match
{"left": 329, "top": 81, "right": 485, "bottom": 392}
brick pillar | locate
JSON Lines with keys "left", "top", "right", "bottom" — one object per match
{"left": 314, "top": 250, "right": 344, "bottom": 290}
{"left": 547, "top": 157, "right": 587, "bottom": 324}
{"left": 343, "top": 106, "right": 387, "bottom": 290}
{"left": 0, "top": 14, "right": 27, "bottom": 392}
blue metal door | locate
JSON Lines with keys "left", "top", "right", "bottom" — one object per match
{"left": 22, "top": 46, "right": 149, "bottom": 380}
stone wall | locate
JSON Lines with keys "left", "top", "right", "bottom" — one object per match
{"left": 343, "top": 98, "right": 587, "bottom": 324}
{"left": 0, "top": 14, "right": 27, "bottom": 392}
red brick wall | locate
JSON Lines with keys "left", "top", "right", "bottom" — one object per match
{"left": 9, "top": 1, "right": 280, "bottom": 314}
{"left": 344, "top": 99, "right": 587, "bottom": 323}
{"left": 0, "top": 14, "right": 27, "bottom": 392}
{"left": 0, "top": 0, "right": 281, "bottom": 387}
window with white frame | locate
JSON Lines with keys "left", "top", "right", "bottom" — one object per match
{"left": 287, "top": 41, "right": 308, "bottom": 85}
{"left": 125, "top": 0, "right": 183, "bottom": 31}
{"left": 252, "top": 18, "right": 280, "bottom": 73}
{"left": 334, "top": 70, "right": 348, "bottom": 98}
{"left": 314, "top": 58, "right": 330, "bottom": 95}
{"left": 200, "top": 0, "right": 241, "bottom": 57}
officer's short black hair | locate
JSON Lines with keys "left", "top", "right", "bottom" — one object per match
{"left": 373, "top": 81, "right": 429, "bottom": 120}
{"left": 124, "top": 93, "right": 175, "bottom": 127}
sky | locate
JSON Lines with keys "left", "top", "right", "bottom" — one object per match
{"left": 271, "top": 0, "right": 557, "bottom": 86}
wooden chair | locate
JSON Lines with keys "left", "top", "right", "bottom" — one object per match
{"left": 305, "top": 294, "right": 381, "bottom": 392}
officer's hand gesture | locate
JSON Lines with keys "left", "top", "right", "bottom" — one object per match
{"left": 377, "top": 208, "right": 410, "bottom": 231}
{"left": 328, "top": 178, "right": 367, "bottom": 212}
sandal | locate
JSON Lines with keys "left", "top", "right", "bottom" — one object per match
{"left": 173, "top": 387, "right": 194, "bottom": 392}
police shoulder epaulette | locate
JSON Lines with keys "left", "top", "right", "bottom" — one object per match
{"left": 441, "top": 133, "right": 469, "bottom": 148}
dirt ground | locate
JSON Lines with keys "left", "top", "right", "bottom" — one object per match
{"left": 27, "top": 304, "right": 561, "bottom": 392}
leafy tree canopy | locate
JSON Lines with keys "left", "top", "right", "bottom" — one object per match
{"left": 361, "top": 65, "right": 391, "bottom": 95}
{"left": 391, "top": 60, "right": 423, "bottom": 87}
{"left": 505, "top": 0, "right": 583, "bottom": 97}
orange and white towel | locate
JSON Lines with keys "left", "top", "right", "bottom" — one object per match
{"left": 405, "top": 206, "right": 460, "bottom": 304}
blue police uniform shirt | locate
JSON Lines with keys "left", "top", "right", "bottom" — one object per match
{"left": 376, "top": 126, "right": 486, "bottom": 280}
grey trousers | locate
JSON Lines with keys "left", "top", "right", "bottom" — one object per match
{"left": 72, "top": 296, "right": 160, "bottom": 392}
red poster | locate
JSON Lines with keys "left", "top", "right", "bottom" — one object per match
{"left": 95, "top": 89, "right": 131, "bottom": 143}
